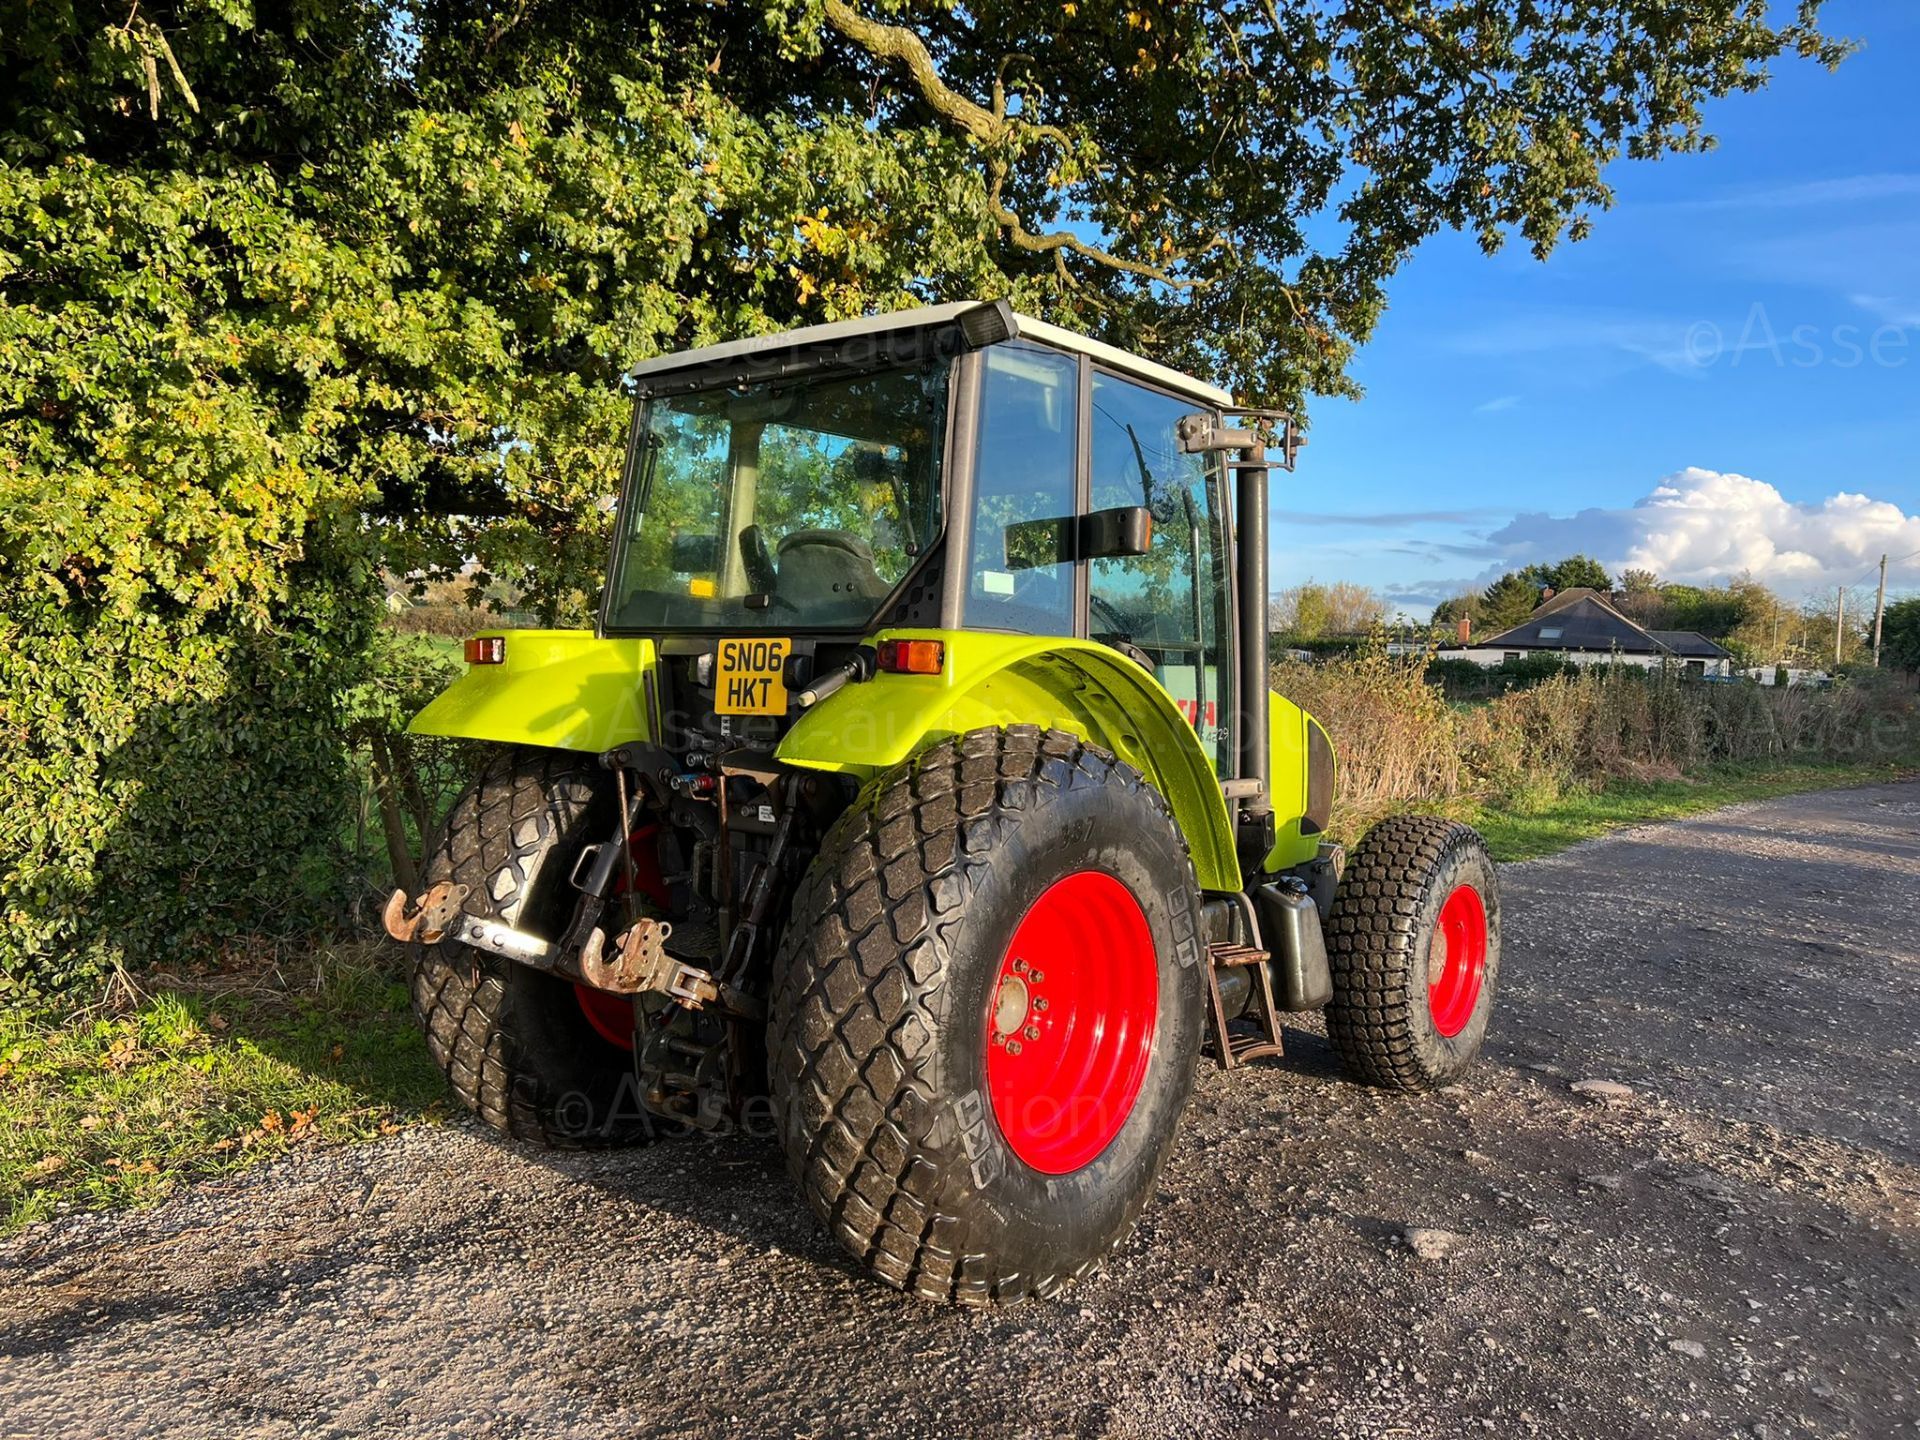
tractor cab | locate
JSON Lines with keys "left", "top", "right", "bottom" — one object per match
{"left": 600, "top": 299, "right": 1315, "bottom": 870}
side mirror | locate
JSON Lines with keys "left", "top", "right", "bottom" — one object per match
{"left": 1080, "top": 505, "right": 1154, "bottom": 561}
{"left": 670, "top": 533, "right": 721, "bottom": 572}
{"left": 1002, "top": 506, "right": 1154, "bottom": 570}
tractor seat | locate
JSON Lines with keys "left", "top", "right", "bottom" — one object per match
{"left": 777, "top": 529, "right": 890, "bottom": 618}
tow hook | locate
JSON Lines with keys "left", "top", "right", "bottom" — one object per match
{"left": 383, "top": 882, "right": 468, "bottom": 944}
{"left": 577, "top": 916, "right": 682, "bottom": 995}
{"left": 575, "top": 918, "right": 754, "bottom": 1014}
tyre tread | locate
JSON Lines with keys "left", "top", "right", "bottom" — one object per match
{"left": 768, "top": 725, "right": 1196, "bottom": 1307}
{"left": 1322, "top": 814, "right": 1494, "bottom": 1091}
{"left": 408, "top": 747, "right": 629, "bottom": 1148}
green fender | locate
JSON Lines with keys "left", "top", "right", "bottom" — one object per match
{"left": 775, "top": 630, "right": 1242, "bottom": 892}
{"left": 408, "top": 630, "right": 655, "bottom": 751}
{"left": 406, "top": 627, "right": 1329, "bottom": 893}
{"left": 1262, "top": 694, "right": 1332, "bottom": 873}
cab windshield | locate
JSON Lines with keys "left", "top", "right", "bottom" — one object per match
{"left": 604, "top": 361, "right": 950, "bottom": 631}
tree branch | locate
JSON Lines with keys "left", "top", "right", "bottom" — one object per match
{"left": 821, "top": 0, "right": 1209, "bottom": 288}
{"left": 822, "top": 0, "right": 998, "bottom": 143}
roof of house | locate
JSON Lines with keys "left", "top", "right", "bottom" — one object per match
{"left": 1479, "top": 590, "right": 1731, "bottom": 660}
{"left": 1480, "top": 591, "right": 1663, "bottom": 653}
{"left": 1649, "top": 630, "right": 1734, "bottom": 659}
{"left": 625, "top": 300, "right": 1235, "bottom": 407}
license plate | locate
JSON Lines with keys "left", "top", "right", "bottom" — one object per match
{"left": 714, "top": 638, "right": 791, "bottom": 716}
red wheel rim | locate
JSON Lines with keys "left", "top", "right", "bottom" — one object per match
{"left": 983, "top": 870, "right": 1158, "bottom": 1174}
{"left": 1428, "top": 884, "right": 1489, "bottom": 1038}
{"left": 574, "top": 825, "right": 670, "bottom": 1050}
{"left": 575, "top": 985, "right": 637, "bottom": 1049}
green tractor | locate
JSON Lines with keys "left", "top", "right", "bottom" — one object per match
{"left": 387, "top": 301, "right": 1501, "bottom": 1305}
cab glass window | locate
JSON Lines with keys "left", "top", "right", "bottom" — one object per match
{"left": 963, "top": 346, "right": 1080, "bottom": 635}
{"left": 1086, "top": 372, "right": 1234, "bottom": 771}
{"left": 605, "top": 362, "right": 948, "bottom": 630}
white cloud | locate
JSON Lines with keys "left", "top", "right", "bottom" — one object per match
{"left": 1851, "top": 293, "right": 1920, "bottom": 328}
{"left": 1384, "top": 578, "right": 1482, "bottom": 610}
{"left": 1482, "top": 468, "right": 1920, "bottom": 590}
{"left": 1449, "top": 309, "right": 1717, "bottom": 377}
{"left": 1670, "top": 173, "right": 1920, "bottom": 211}
{"left": 1475, "top": 395, "right": 1520, "bottom": 414}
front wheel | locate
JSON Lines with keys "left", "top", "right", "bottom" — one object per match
{"left": 768, "top": 726, "right": 1206, "bottom": 1306}
{"left": 1323, "top": 816, "right": 1501, "bottom": 1091}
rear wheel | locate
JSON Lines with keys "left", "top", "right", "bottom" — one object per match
{"left": 768, "top": 726, "right": 1205, "bottom": 1306}
{"left": 1322, "top": 816, "right": 1500, "bottom": 1091}
{"left": 408, "top": 747, "right": 651, "bottom": 1147}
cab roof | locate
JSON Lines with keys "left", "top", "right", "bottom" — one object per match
{"left": 626, "top": 300, "right": 1234, "bottom": 409}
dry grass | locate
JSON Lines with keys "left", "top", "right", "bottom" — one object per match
{"left": 1274, "top": 652, "right": 1920, "bottom": 841}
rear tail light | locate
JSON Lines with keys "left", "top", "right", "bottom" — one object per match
{"left": 464, "top": 636, "right": 507, "bottom": 665}
{"left": 875, "top": 639, "right": 945, "bottom": 676}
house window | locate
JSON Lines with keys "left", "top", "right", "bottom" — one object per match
{"left": 1686, "top": 659, "right": 1706, "bottom": 677}
{"left": 1503, "top": 652, "right": 1521, "bottom": 663}
{"left": 1538, "top": 626, "right": 1563, "bottom": 640}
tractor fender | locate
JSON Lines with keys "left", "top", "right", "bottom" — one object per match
{"left": 408, "top": 630, "right": 656, "bottom": 752}
{"left": 1261, "top": 694, "right": 1336, "bottom": 874}
{"left": 775, "top": 630, "right": 1241, "bottom": 891}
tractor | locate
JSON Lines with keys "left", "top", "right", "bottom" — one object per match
{"left": 387, "top": 300, "right": 1501, "bottom": 1305}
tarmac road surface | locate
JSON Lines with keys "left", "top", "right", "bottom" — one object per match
{"left": 3, "top": 781, "right": 1916, "bottom": 1439}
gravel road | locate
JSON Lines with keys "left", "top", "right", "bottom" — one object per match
{"left": 4, "top": 782, "right": 1917, "bottom": 1440}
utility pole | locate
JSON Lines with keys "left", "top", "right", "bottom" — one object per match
{"left": 1834, "top": 586, "right": 1846, "bottom": 668}
{"left": 1873, "top": 553, "right": 1889, "bottom": 668}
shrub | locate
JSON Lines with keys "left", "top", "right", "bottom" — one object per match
{"left": 1424, "top": 657, "right": 1493, "bottom": 693}
{"left": 1273, "top": 650, "right": 1462, "bottom": 833}
{"left": 1499, "top": 653, "right": 1583, "bottom": 687}
{"left": 0, "top": 606, "right": 462, "bottom": 995}
{"left": 0, "top": 162, "right": 418, "bottom": 995}
{"left": 1425, "top": 653, "right": 1580, "bottom": 700}
{"left": 1275, "top": 652, "right": 1920, "bottom": 841}
{"left": 0, "top": 598, "right": 375, "bottom": 995}
{"left": 1270, "top": 635, "right": 1368, "bottom": 661}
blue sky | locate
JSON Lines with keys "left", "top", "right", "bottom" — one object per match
{"left": 1280, "top": 0, "right": 1920, "bottom": 619}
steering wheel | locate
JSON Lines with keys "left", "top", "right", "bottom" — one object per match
{"left": 1089, "top": 593, "right": 1134, "bottom": 641}
{"left": 1089, "top": 594, "right": 1158, "bottom": 674}
{"left": 739, "top": 525, "right": 780, "bottom": 595}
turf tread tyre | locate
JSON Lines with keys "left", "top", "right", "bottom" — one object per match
{"left": 409, "top": 746, "right": 647, "bottom": 1148}
{"left": 768, "top": 725, "right": 1204, "bottom": 1307}
{"left": 1322, "top": 815, "right": 1499, "bottom": 1091}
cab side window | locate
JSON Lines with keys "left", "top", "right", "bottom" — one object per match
{"left": 1087, "top": 372, "right": 1234, "bottom": 771}
{"left": 963, "top": 346, "right": 1080, "bottom": 636}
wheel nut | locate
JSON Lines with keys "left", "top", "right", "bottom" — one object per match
{"left": 1028, "top": 970, "right": 1044, "bottom": 983}
{"left": 1033, "top": 997, "right": 1049, "bottom": 1012}
{"left": 1012, "top": 957, "right": 1029, "bottom": 974}
{"left": 1006, "top": 1040, "right": 1023, "bottom": 1056}
{"left": 1023, "top": 1024, "right": 1040, "bottom": 1041}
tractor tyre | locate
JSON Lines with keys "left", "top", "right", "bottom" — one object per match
{"left": 768, "top": 726, "right": 1206, "bottom": 1306}
{"left": 408, "top": 746, "right": 651, "bottom": 1148}
{"left": 1322, "top": 815, "right": 1500, "bottom": 1091}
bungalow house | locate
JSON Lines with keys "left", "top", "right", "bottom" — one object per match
{"left": 1441, "top": 587, "right": 1736, "bottom": 676}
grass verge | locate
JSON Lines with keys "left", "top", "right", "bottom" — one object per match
{"left": 2, "top": 757, "right": 1912, "bottom": 1236}
{"left": 1460, "top": 758, "right": 1917, "bottom": 862}
{"left": 0, "top": 943, "right": 444, "bottom": 1233}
